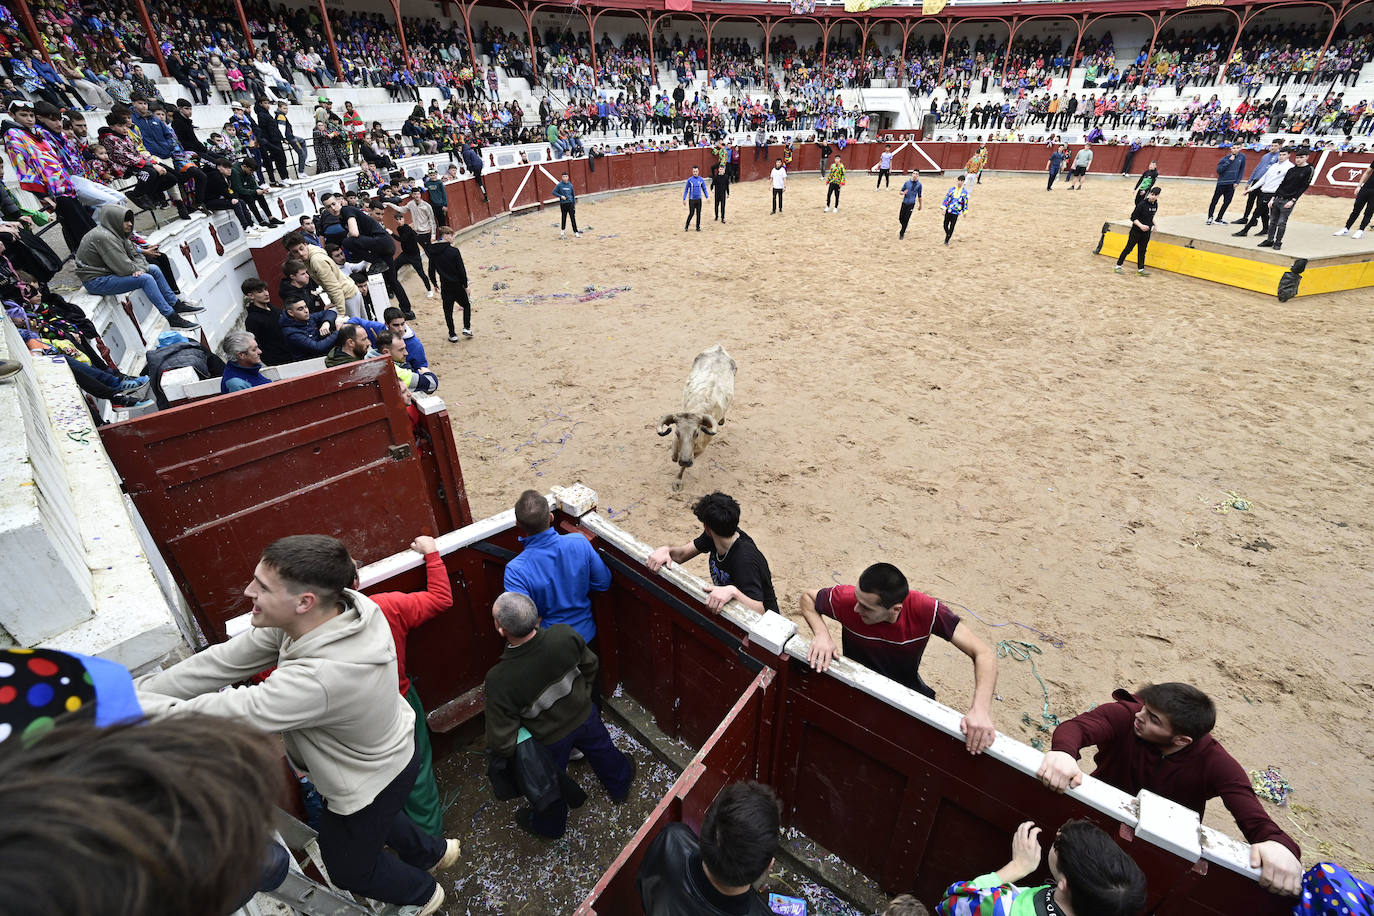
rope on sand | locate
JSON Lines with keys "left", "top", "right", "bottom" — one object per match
{"left": 996, "top": 639, "right": 1062, "bottom": 750}
{"left": 947, "top": 600, "right": 1067, "bottom": 649}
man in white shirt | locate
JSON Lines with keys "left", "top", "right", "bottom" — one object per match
{"left": 875, "top": 145, "right": 894, "bottom": 190}
{"left": 770, "top": 158, "right": 787, "bottom": 214}
{"left": 1232, "top": 148, "right": 1290, "bottom": 238}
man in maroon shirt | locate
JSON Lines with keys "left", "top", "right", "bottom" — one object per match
{"left": 1036, "top": 683, "right": 1301, "bottom": 896}
{"left": 799, "top": 562, "right": 998, "bottom": 755}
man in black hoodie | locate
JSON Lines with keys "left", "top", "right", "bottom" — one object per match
{"left": 426, "top": 225, "right": 471, "bottom": 342}
{"left": 254, "top": 96, "right": 289, "bottom": 187}
{"left": 171, "top": 100, "right": 212, "bottom": 160}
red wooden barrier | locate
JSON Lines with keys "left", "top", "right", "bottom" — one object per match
{"left": 1309, "top": 151, "right": 1371, "bottom": 198}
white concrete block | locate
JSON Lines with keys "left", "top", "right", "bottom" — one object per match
{"left": 746, "top": 610, "right": 797, "bottom": 656}
{"left": 1135, "top": 789, "right": 1203, "bottom": 861}
{"left": 551, "top": 483, "right": 598, "bottom": 517}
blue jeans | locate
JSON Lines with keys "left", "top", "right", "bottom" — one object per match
{"left": 64, "top": 356, "right": 122, "bottom": 397}
{"left": 83, "top": 264, "right": 177, "bottom": 317}
{"left": 530, "top": 707, "right": 633, "bottom": 837}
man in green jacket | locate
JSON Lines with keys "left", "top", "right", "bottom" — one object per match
{"left": 485, "top": 591, "right": 635, "bottom": 839}
{"left": 231, "top": 156, "right": 283, "bottom": 231}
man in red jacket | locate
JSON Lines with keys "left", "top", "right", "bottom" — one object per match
{"left": 365, "top": 535, "right": 453, "bottom": 837}
{"left": 1036, "top": 682, "right": 1301, "bottom": 896}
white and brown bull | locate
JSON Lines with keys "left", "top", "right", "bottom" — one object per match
{"left": 657, "top": 344, "right": 736, "bottom": 489}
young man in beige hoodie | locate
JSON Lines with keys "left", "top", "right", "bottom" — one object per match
{"left": 284, "top": 230, "right": 366, "bottom": 318}
{"left": 136, "top": 534, "right": 460, "bottom": 915}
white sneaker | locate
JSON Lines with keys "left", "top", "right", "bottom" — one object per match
{"left": 560, "top": 230, "right": 566, "bottom": 239}
{"left": 461, "top": 328, "right": 473, "bottom": 338}
{"left": 426, "top": 289, "right": 435, "bottom": 299}
{"left": 823, "top": 206, "right": 830, "bottom": 212}
{"left": 430, "top": 838, "right": 461, "bottom": 873}
{"left": 575, "top": 231, "right": 583, "bottom": 238}
{"left": 416, "top": 884, "right": 445, "bottom": 916}
{"left": 1355, "top": 230, "right": 1366, "bottom": 239}
{"left": 1334, "top": 227, "right": 1349, "bottom": 236}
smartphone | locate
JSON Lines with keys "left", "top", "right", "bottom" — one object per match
{"left": 768, "top": 892, "right": 807, "bottom": 916}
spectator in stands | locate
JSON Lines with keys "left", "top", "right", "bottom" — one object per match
{"left": 241, "top": 278, "right": 294, "bottom": 366}
{"left": 358, "top": 534, "right": 453, "bottom": 836}
{"left": 97, "top": 109, "right": 189, "bottom": 219}
{"left": 280, "top": 293, "right": 343, "bottom": 361}
{"left": 383, "top": 307, "right": 430, "bottom": 374}
{"left": 297, "top": 215, "right": 322, "bottom": 247}
{"left": 325, "top": 322, "right": 372, "bottom": 367}
{"left": 171, "top": 100, "right": 212, "bottom": 160}
{"left": 937, "top": 820, "right": 1146, "bottom": 916}
{"left": 284, "top": 228, "right": 366, "bottom": 318}
{"left": 504, "top": 489, "right": 612, "bottom": 652}
{"left": 275, "top": 99, "right": 308, "bottom": 176}
{"left": 799, "top": 563, "right": 998, "bottom": 755}
{"left": 0, "top": 713, "right": 284, "bottom": 916}
{"left": 75, "top": 204, "right": 201, "bottom": 330}
{"left": 30, "top": 103, "right": 127, "bottom": 211}
{"left": 2, "top": 98, "right": 95, "bottom": 253}
{"left": 135, "top": 534, "right": 460, "bottom": 914}
{"left": 219, "top": 330, "right": 270, "bottom": 394}
{"left": 378, "top": 329, "right": 437, "bottom": 394}
{"left": 427, "top": 225, "right": 472, "bottom": 342}
{"left": 202, "top": 158, "right": 252, "bottom": 230}
{"left": 231, "top": 157, "right": 284, "bottom": 230}
{"left": 1037, "top": 682, "right": 1302, "bottom": 895}
{"left": 253, "top": 96, "right": 290, "bottom": 186}
{"left": 637, "top": 781, "right": 779, "bottom": 916}
{"left": 484, "top": 590, "right": 636, "bottom": 839}
{"left": 129, "top": 97, "right": 207, "bottom": 212}
{"left": 647, "top": 492, "right": 779, "bottom": 614}
{"left": 144, "top": 329, "right": 225, "bottom": 408}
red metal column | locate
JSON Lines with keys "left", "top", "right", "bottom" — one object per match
{"left": 1217, "top": 6, "right": 1252, "bottom": 86}
{"left": 1071, "top": 15, "right": 1088, "bottom": 79}
{"left": 648, "top": 18, "right": 656, "bottom": 89}
{"left": 1002, "top": 17, "right": 1018, "bottom": 80}
{"left": 462, "top": 1, "right": 478, "bottom": 71}
{"left": 706, "top": 16, "right": 713, "bottom": 85}
{"left": 131, "top": 0, "right": 169, "bottom": 76}
{"left": 939, "top": 21, "right": 950, "bottom": 79}
{"left": 899, "top": 22, "right": 910, "bottom": 87}
{"left": 231, "top": 0, "right": 256, "bottom": 56}
{"left": 389, "top": 0, "right": 412, "bottom": 72}
{"left": 584, "top": 8, "right": 598, "bottom": 76}
{"left": 525, "top": 7, "right": 537, "bottom": 91}
{"left": 317, "top": 0, "right": 344, "bottom": 86}
{"left": 11, "top": 0, "right": 49, "bottom": 65}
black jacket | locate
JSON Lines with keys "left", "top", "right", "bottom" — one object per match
{"left": 244, "top": 304, "right": 295, "bottom": 366}
{"left": 170, "top": 111, "right": 211, "bottom": 158}
{"left": 202, "top": 167, "right": 236, "bottom": 203}
{"left": 426, "top": 241, "right": 468, "bottom": 287}
{"left": 636, "top": 823, "right": 773, "bottom": 916}
{"left": 486, "top": 736, "right": 587, "bottom": 814}
{"left": 255, "top": 104, "right": 284, "bottom": 148}
{"left": 143, "top": 340, "right": 225, "bottom": 409}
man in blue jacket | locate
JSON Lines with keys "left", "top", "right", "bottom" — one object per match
{"left": 683, "top": 164, "right": 709, "bottom": 232}
{"left": 461, "top": 142, "right": 488, "bottom": 202}
{"left": 552, "top": 170, "right": 580, "bottom": 239}
{"left": 1206, "top": 143, "right": 1246, "bottom": 225}
{"left": 130, "top": 96, "right": 206, "bottom": 211}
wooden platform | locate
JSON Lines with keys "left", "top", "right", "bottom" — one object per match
{"left": 1096, "top": 214, "right": 1374, "bottom": 299}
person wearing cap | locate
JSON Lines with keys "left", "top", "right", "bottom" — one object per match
{"left": 313, "top": 96, "right": 348, "bottom": 173}
{"left": 2, "top": 98, "right": 97, "bottom": 252}
{"left": 343, "top": 100, "right": 366, "bottom": 164}
{"left": 75, "top": 203, "right": 202, "bottom": 329}
{"left": 1206, "top": 143, "right": 1246, "bottom": 226}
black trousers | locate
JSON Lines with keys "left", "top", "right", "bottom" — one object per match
{"left": 206, "top": 197, "right": 252, "bottom": 230}
{"left": 1117, "top": 226, "right": 1149, "bottom": 268}
{"left": 1239, "top": 191, "right": 1274, "bottom": 234}
{"left": 441, "top": 282, "right": 471, "bottom": 334}
{"left": 943, "top": 211, "right": 959, "bottom": 243}
{"left": 54, "top": 194, "right": 96, "bottom": 253}
{"left": 396, "top": 251, "right": 431, "bottom": 290}
{"left": 1208, "top": 184, "right": 1236, "bottom": 220}
{"left": 1047, "top": 167, "right": 1060, "bottom": 190}
{"left": 560, "top": 202, "right": 578, "bottom": 232}
{"left": 876, "top": 168, "right": 890, "bottom": 188}
{"left": 685, "top": 198, "right": 702, "bottom": 230}
{"left": 342, "top": 234, "right": 396, "bottom": 264}
{"left": 713, "top": 195, "right": 726, "bottom": 221}
{"left": 317, "top": 744, "right": 443, "bottom": 907}
{"left": 826, "top": 182, "right": 841, "bottom": 208}
{"left": 1122, "top": 149, "right": 1137, "bottom": 175}
{"left": 771, "top": 188, "right": 783, "bottom": 212}
{"left": 1345, "top": 187, "right": 1374, "bottom": 230}
{"left": 899, "top": 202, "right": 915, "bottom": 237}
{"left": 245, "top": 193, "right": 274, "bottom": 224}
{"left": 261, "top": 144, "right": 289, "bottom": 183}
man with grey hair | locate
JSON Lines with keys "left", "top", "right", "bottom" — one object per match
{"left": 220, "top": 331, "right": 271, "bottom": 393}
{"left": 484, "top": 591, "right": 635, "bottom": 839}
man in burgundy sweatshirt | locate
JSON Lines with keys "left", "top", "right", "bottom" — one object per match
{"left": 1036, "top": 682, "right": 1301, "bottom": 896}
{"left": 364, "top": 535, "right": 453, "bottom": 837}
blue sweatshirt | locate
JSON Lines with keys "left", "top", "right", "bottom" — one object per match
{"left": 1215, "top": 152, "right": 1247, "bottom": 186}
{"left": 900, "top": 179, "right": 922, "bottom": 205}
{"left": 1247, "top": 150, "right": 1281, "bottom": 185}
{"left": 683, "top": 175, "right": 709, "bottom": 201}
{"left": 553, "top": 180, "right": 576, "bottom": 204}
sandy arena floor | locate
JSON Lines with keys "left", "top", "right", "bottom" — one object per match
{"left": 402, "top": 170, "right": 1373, "bottom": 878}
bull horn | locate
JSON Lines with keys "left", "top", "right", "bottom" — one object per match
{"left": 700, "top": 415, "right": 719, "bottom": 436}
{"left": 656, "top": 414, "right": 676, "bottom": 436}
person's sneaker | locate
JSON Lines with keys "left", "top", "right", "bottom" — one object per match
{"left": 574, "top": 231, "right": 583, "bottom": 237}
{"left": 268, "top": 219, "right": 284, "bottom": 227}
{"left": 1257, "top": 238, "right": 1274, "bottom": 247}
{"left": 823, "top": 206, "right": 830, "bottom": 212}
{"left": 448, "top": 333, "right": 460, "bottom": 342}
{"left": 415, "top": 884, "right": 445, "bottom": 916}
{"left": 1272, "top": 242, "right": 1282, "bottom": 250}
{"left": 426, "top": 289, "right": 435, "bottom": 299}
{"left": 172, "top": 301, "right": 204, "bottom": 314}
{"left": 1334, "top": 227, "right": 1349, "bottom": 236}
{"left": 1355, "top": 230, "right": 1366, "bottom": 239}
{"left": 1231, "top": 218, "right": 1248, "bottom": 224}
{"left": 367, "top": 261, "right": 388, "bottom": 274}
{"left": 1136, "top": 268, "right": 1148, "bottom": 275}
{"left": 403, "top": 311, "right": 417, "bottom": 321}
{"left": 513, "top": 806, "right": 558, "bottom": 840}
{"left": 1113, "top": 265, "right": 1123, "bottom": 273}
{"left": 0, "top": 359, "right": 23, "bottom": 382}
{"left": 569, "top": 748, "right": 585, "bottom": 761}
{"left": 1206, "top": 218, "right": 1214, "bottom": 225}
{"left": 610, "top": 759, "right": 638, "bottom": 805}
{"left": 1232, "top": 230, "right": 1249, "bottom": 237}
{"left": 461, "top": 328, "right": 473, "bottom": 338}
{"left": 560, "top": 230, "right": 566, "bottom": 239}
{"left": 167, "top": 314, "right": 199, "bottom": 329}
{"left": 430, "top": 838, "right": 461, "bottom": 873}
{"left": 111, "top": 392, "right": 153, "bottom": 409}
{"left": 118, "top": 375, "right": 149, "bottom": 391}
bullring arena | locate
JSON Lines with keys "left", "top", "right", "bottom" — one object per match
{"left": 4, "top": 0, "right": 1374, "bottom": 911}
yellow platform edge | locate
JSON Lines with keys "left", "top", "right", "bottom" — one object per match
{"left": 1095, "top": 228, "right": 1374, "bottom": 298}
